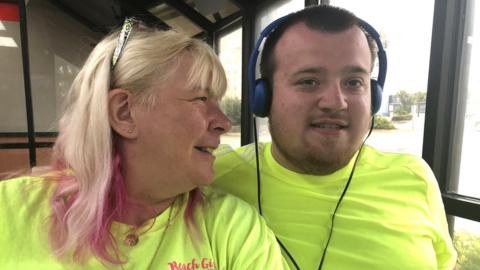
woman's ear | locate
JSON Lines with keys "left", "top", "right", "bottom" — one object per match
{"left": 108, "top": 88, "right": 137, "bottom": 139}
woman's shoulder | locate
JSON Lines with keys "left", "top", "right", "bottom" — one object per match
{"left": 1, "top": 175, "right": 44, "bottom": 192}
{"left": 198, "top": 186, "right": 266, "bottom": 233}
{"left": 0, "top": 175, "right": 57, "bottom": 208}
{"left": 196, "top": 187, "right": 288, "bottom": 269}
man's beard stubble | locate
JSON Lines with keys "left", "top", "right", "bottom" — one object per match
{"left": 269, "top": 118, "right": 366, "bottom": 175}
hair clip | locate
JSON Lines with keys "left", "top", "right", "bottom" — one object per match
{"left": 111, "top": 18, "right": 135, "bottom": 71}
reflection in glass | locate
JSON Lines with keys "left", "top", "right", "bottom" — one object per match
{"left": 0, "top": 149, "right": 30, "bottom": 173}
{"left": 26, "top": 0, "right": 101, "bottom": 134}
{"left": 54, "top": 55, "right": 80, "bottom": 121}
{"left": 0, "top": 13, "right": 27, "bottom": 134}
{"left": 36, "top": 147, "right": 53, "bottom": 167}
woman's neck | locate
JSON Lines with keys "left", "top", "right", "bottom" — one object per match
{"left": 117, "top": 195, "right": 177, "bottom": 226}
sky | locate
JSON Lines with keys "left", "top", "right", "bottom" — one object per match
{"left": 331, "top": 0, "right": 435, "bottom": 93}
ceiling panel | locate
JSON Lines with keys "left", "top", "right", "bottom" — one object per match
{"left": 148, "top": 3, "right": 203, "bottom": 36}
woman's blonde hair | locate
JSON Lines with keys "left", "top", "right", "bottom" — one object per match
{"left": 49, "top": 22, "right": 227, "bottom": 264}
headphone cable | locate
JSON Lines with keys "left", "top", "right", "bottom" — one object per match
{"left": 316, "top": 141, "right": 365, "bottom": 269}
{"left": 254, "top": 117, "right": 264, "bottom": 216}
{"left": 254, "top": 116, "right": 375, "bottom": 270}
{"left": 317, "top": 117, "right": 375, "bottom": 268}
{"left": 254, "top": 117, "right": 300, "bottom": 270}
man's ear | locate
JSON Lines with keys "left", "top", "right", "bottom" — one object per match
{"left": 108, "top": 88, "right": 137, "bottom": 139}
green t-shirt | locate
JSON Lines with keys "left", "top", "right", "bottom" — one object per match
{"left": 0, "top": 176, "right": 288, "bottom": 269}
{"left": 214, "top": 142, "right": 457, "bottom": 270}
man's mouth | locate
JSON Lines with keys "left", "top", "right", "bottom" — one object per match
{"left": 310, "top": 120, "right": 348, "bottom": 129}
{"left": 311, "top": 123, "right": 344, "bottom": 129}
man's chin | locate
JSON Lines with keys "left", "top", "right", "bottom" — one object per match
{"left": 300, "top": 147, "right": 355, "bottom": 173}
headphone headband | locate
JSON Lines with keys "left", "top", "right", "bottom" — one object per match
{"left": 248, "top": 13, "right": 388, "bottom": 117}
{"left": 358, "top": 19, "right": 387, "bottom": 87}
{"left": 248, "top": 15, "right": 291, "bottom": 107}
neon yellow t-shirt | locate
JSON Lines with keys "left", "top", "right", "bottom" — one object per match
{"left": 0, "top": 176, "right": 288, "bottom": 270}
{"left": 213, "top": 142, "right": 457, "bottom": 270}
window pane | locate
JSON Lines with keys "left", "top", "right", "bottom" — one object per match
{"left": 453, "top": 216, "right": 480, "bottom": 269}
{"left": 330, "top": 0, "right": 435, "bottom": 156}
{"left": 0, "top": 3, "right": 28, "bottom": 137}
{"left": 254, "top": 0, "right": 304, "bottom": 144}
{"left": 0, "top": 148, "right": 30, "bottom": 174}
{"left": 453, "top": 0, "right": 480, "bottom": 199}
{"left": 26, "top": 0, "right": 101, "bottom": 137}
{"left": 36, "top": 147, "right": 52, "bottom": 167}
{"left": 255, "top": 0, "right": 304, "bottom": 35}
{"left": 218, "top": 27, "right": 242, "bottom": 148}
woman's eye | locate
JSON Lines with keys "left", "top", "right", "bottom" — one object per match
{"left": 195, "top": 96, "right": 208, "bottom": 102}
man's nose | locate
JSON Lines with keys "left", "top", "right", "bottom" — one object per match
{"left": 317, "top": 82, "right": 348, "bottom": 112}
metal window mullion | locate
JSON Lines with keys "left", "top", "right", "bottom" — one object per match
{"left": 0, "top": 142, "right": 54, "bottom": 149}
{"left": 241, "top": 8, "right": 254, "bottom": 146}
{"left": 423, "top": 0, "right": 464, "bottom": 192}
{"left": 443, "top": 193, "right": 480, "bottom": 222}
{"left": 445, "top": 0, "right": 474, "bottom": 194}
{"left": 18, "top": 0, "right": 36, "bottom": 167}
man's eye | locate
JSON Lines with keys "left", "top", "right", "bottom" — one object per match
{"left": 345, "top": 79, "right": 364, "bottom": 88}
{"left": 297, "top": 79, "right": 319, "bottom": 87}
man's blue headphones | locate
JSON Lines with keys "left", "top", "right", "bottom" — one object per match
{"left": 248, "top": 15, "right": 387, "bottom": 117}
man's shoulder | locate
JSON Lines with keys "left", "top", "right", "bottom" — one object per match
{"left": 213, "top": 143, "right": 264, "bottom": 205}
{"left": 363, "top": 144, "right": 429, "bottom": 169}
{"left": 214, "top": 143, "right": 264, "bottom": 178}
{"left": 214, "top": 143, "right": 264, "bottom": 162}
{"left": 362, "top": 145, "right": 436, "bottom": 185}
{"left": 202, "top": 186, "right": 250, "bottom": 206}
{"left": 200, "top": 186, "right": 260, "bottom": 221}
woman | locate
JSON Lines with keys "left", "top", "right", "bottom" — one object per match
{"left": 0, "top": 19, "right": 287, "bottom": 269}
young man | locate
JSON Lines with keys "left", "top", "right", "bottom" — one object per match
{"left": 214, "top": 5, "right": 457, "bottom": 270}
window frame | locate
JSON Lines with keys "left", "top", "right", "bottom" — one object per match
{"left": 423, "top": 0, "right": 480, "bottom": 223}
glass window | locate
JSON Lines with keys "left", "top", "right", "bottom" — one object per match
{"left": 26, "top": 0, "right": 101, "bottom": 139}
{"left": 453, "top": 216, "right": 480, "bottom": 269}
{"left": 255, "top": 0, "right": 304, "bottom": 34}
{"left": 0, "top": 2, "right": 31, "bottom": 174}
{"left": 0, "top": 148, "right": 30, "bottom": 173}
{"left": 36, "top": 147, "right": 52, "bottom": 167}
{"left": 330, "top": 0, "right": 435, "bottom": 156}
{"left": 0, "top": 3, "right": 28, "bottom": 142}
{"left": 254, "top": 0, "right": 304, "bottom": 144}
{"left": 450, "top": 0, "right": 480, "bottom": 199}
{"left": 218, "top": 27, "right": 242, "bottom": 148}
